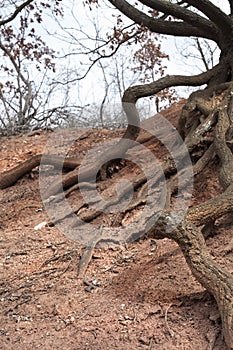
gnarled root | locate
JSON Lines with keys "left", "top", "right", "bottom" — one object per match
{"left": 147, "top": 213, "right": 233, "bottom": 349}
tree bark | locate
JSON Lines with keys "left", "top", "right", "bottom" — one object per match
{"left": 147, "top": 213, "right": 233, "bottom": 349}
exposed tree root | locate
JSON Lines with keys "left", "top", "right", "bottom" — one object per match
{"left": 1, "top": 68, "right": 233, "bottom": 348}
{"left": 187, "top": 184, "right": 233, "bottom": 226}
{"left": 146, "top": 213, "right": 233, "bottom": 349}
{"left": 0, "top": 154, "right": 80, "bottom": 189}
{"left": 37, "top": 65, "right": 225, "bottom": 198}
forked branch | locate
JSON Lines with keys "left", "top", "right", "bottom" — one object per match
{"left": 139, "top": 0, "right": 218, "bottom": 35}
{"left": 0, "top": 0, "right": 33, "bottom": 26}
{"left": 185, "top": 0, "right": 232, "bottom": 35}
{"left": 108, "top": 0, "right": 217, "bottom": 40}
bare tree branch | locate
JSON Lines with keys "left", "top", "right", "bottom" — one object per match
{"left": 185, "top": 0, "right": 232, "bottom": 34}
{"left": 54, "top": 27, "right": 142, "bottom": 85}
{"left": 98, "top": 61, "right": 110, "bottom": 127}
{"left": 0, "top": 40, "right": 30, "bottom": 87}
{"left": 0, "top": 88, "right": 12, "bottom": 130}
{"left": 195, "top": 38, "right": 210, "bottom": 71}
{"left": 108, "top": 0, "right": 217, "bottom": 41}
{"left": 139, "top": 0, "right": 218, "bottom": 35}
{"left": 123, "top": 62, "right": 223, "bottom": 103}
{"left": 229, "top": 0, "right": 233, "bottom": 14}
{"left": 0, "top": 0, "right": 33, "bottom": 26}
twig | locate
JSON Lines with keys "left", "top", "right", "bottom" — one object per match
{"left": 58, "top": 259, "right": 73, "bottom": 276}
{"left": 17, "top": 205, "right": 42, "bottom": 214}
{"left": 148, "top": 337, "right": 154, "bottom": 350}
{"left": 40, "top": 249, "right": 78, "bottom": 267}
{"left": 206, "top": 329, "right": 220, "bottom": 350}
{"left": 4, "top": 250, "right": 28, "bottom": 260}
{"left": 164, "top": 303, "right": 175, "bottom": 338}
{"left": 2, "top": 281, "right": 34, "bottom": 298}
{"left": 78, "top": 225, "right": 104, "bottom": 280}
{"left": 14, "top": 296, "right": 32, "bottom": 309}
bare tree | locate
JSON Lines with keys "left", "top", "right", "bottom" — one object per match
{"left": 0, "top": 0, "right": 67, "bottom": 134}
{"left": 90, "top": 2, "right": 232, "bottom": 348}
{"left": 47, "top": 0, "right": 175, "bottom": 124}
{"left": 1, "top": 1, "right": 233, "bottom": 348}
{"left": 176, "top": 37, "right": 220, "bottom": 72}
{"left": 49, "top": 1, "right": 233, "bottom": 347}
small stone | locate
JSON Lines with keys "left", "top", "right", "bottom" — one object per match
{"left": 148, "top": 304, "right": 162, "bottom": 315}
{"left": 92, "top": 279, "right": 101, "bottom": 286}
{"left": 124, "top": 315, "right": 132, "bottom": 320}
{"left": 138, "top": 337, "right": 149, "bottom": 345}
{"left": 209, "top": 311, "right": 220, "bottom": 322}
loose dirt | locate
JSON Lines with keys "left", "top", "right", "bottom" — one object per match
{"left": 0, "top": 101, "right": 232, "bottom": 350}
